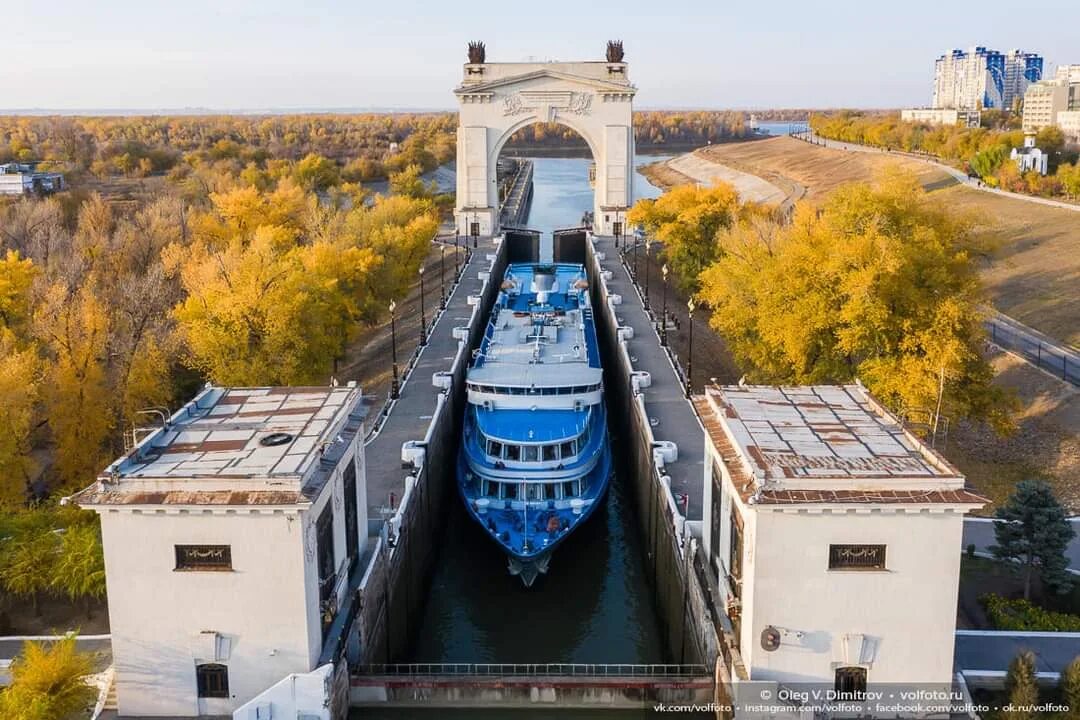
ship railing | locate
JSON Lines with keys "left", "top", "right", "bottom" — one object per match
{"left": 355, "top": 663, "right": 710, "bottom": 677}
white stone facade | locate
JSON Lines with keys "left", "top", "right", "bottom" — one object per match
{"left": 454, "top": 59, "right": 635, "bottom": 237}
{"left": 71, "top": 385, "right": 369, "bottom": 717}
{"left": 694, "top": 384, "right": 984, "bottom": 692}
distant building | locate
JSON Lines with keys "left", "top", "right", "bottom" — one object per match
{"left": 694, "top": 383, "right": 984, "bottom": 693}
{"left": 1011, "top": 134, "right": 1049, "bottom": 175}
{"left": 900, "top": 108, "right": 981, "bottom": 127}
{"left": 1055, "top": 64, "right": 1080, "bottom": 85}
{"left": 71, "top": 385, "right": 369, "bottom": 717}
{"left": 1022, "top": 78, "right": 1070, "bottom": 133}
{"left": 1057, "top": 110, "right": 1080, "bottom": 143}
{"left": 933, "top": 47, "right": 1042, "bottom": 110}
{"left": 0, "top": 162, "right": 65, "bottom": 195}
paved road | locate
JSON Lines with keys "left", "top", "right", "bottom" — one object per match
{"left": 794, "top": 132, "right": 1080, "bottom": 214}
{"left": 594, "top": 234, "right": 705, "bottom": 520}
{"left": 983, "top": 310, "right": 1080, "bottom": 385}
{"left": 963, "top": 517, "right": 1080, "bottom": 574}
{"left": 0, "top": 635, "right": 112, "bottom": 660}
{"left": 955, "top": 631, "right": 1080, "bottom": 675}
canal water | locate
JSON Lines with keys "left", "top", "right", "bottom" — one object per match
{"left": 353, "top": 154, "right": 678, "bottom": 719}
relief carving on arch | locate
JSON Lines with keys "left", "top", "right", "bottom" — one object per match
{"left": 502, "top": 91, "right": 593, "bottom": 117}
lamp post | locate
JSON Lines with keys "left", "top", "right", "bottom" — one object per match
{"left": 660, "top": 263, "right": 669, "bottom": 346}
{"left": 643, "top": 237, "right": 652, "bottom": 311}
{"left": 418, "top": 264, "right": 427, "bottom": 346}
{"left": 685, "top": 296, "right": 695, "bottom": 399}
{"left": 439, "top": 243, "right": 446, "bottom": 310}
{"left": 454, "top": 228, "right": 460, "bottom": 277}
{"left": 632, "top": 232, "right": 638, "bottom": 279}
{"left": 389, "top": 300, "right": 400, "bottom": 399}
{"left": 472, "top": 212, "right": 478, "bottom": 248}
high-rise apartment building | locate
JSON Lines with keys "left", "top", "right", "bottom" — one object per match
{"left": 933, "top": 47, "right": 1042, "bottom": 110}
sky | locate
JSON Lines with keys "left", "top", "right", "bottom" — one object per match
{"left": 3, "top": 0, "right": 1079, "bottom": 111}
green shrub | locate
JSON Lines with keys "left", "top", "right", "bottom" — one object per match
{"left": 981, "top": 593, "right": 1080, "bottom": 631}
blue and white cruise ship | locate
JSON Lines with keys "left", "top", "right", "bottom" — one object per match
{"left": 458, "top": 262, "right": 611, "bottom": 586}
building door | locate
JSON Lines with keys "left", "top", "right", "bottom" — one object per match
{"left": 834, "top": 666, "right": 867, "bottom": 697}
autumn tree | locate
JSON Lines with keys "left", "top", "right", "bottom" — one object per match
{"left": 0, "top": 337, "right": 39, "bottom": 506}
{"left": 0, "top": 510, "right": 59, "bottom": 615}
{"left": 50, "top": 518, "right": 106, "bottom": 618}
{"left": 698, "top": 170, "right": 1013, "bottom": 431}
{"left": 0, "top": 636, "right": 96, "bottom": 720}
{"left": 1059, "top": 163, "right": 1080, "bottom": 199}
{"left": 389, "top": 163, "right": 436, "bottom": 199}
{"left": 1003, "top": 651, "right": 1039, "bottom": 720}
{"left": 34, "top": 283, "right": 114, "bottom": 491}
{"left": 168, "top": 183, "right": 397, "bottom": 385}
{"left": 991, "top": 480, "right": 1076, "bottom": 600}
{"left": 293, "top": 153, "right": 341, "bottom": 192}
{"left": 1061, "top": 656, "right": 1080, "bottom": 720}
{"left": 627, "top": 182, "right": 751, "bottom": 290}
{"left": 0, "top": 250, "right": 41, "bottom": 505}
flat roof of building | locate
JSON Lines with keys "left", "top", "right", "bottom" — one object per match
{"left": 72, "top": 385, "right": 368, "bottom": 507}
{"left": 694, "top": 383, "right": 984, "bottom": 506}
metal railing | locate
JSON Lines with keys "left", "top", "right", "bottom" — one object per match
{"left": 356, "top": 663, "right": 710, "bottom": 677}
{"left": 985, "top": 317, "right": 1079, "bottom": 386}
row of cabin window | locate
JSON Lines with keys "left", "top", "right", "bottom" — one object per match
{"left": 484, "top": 424, "right": 591, "bottom": 463}
{"left": 481, "top": 479, "right": 582, "bottom": 500}
{"left": 468, "top": 382, "right": 601, "bottom": 396}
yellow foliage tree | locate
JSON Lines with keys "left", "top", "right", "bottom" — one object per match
{"left": 0, "top": 337, "right": 39, "bottom": 506}
{"left": 0, "top": 636, "right": 96, "bottom": 720}
{"left": 628, "top": 182, "right": 754, "bottom": 289}
{"left": 698, "top": 171, "right": 1013, "bottom": 431}
{"left": 35, "top": 283, "right": 115, "bottom": 491}
{"left": 0, "top": 250, "right": 38, "bottom": 338}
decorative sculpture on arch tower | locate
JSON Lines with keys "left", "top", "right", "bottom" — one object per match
{"left": 455, "top": 41, "right": 636, "bottom": 237}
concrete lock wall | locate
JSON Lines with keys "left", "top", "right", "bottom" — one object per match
{"left": 355, "top": 680, "right": 714, "bottom": 708}
{"left": 584, "top": 236, "right": 720, "bottom": 673}
{"left": 351, "top": 238, "right": 509, "bottom": 670}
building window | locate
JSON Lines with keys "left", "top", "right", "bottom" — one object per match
{"left": 196, "top": 663, "right": 229, "bottom": 698}
{"left": 728, "top": 507, "right": 743, "bottom": 598}
{"left": 709, "top": 463, "right": 722, "bottom": 576}
{"left": 175, "top": 545, "right": 232, "bottom": 571}
{"left": 828, "top": 544, "right": 887, "bottom": 571}
{"left": 316, "top": 506, "right": 336, "bottom": 607}
{"left": 343, "top": 458, "right": 359, "bottom": 573}
{"left": 834, "top": 666, "right": 867, "bottom": 698}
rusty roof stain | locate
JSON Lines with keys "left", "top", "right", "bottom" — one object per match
{"left": 756, "top": 489, "right": 987, "bottom": 505}
{"left": 73, "top": 489, "right": 304, "bottom": 506}
{"left": 71, "top": 385, "right": 369, "bottom": 510}
{"left": 692, "top": 385, "right": 980, "bottom": 507}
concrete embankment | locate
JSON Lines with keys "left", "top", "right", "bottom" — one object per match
{"left": 584, "top": 235, "right": 726, "bottom": 677}
{"left": 645, "top": 150, "right": 786, "bottom": 205}
{"left": 349, "top": 234, "right": 507, "bottom": 675}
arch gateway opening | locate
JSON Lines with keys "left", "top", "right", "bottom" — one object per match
{"left": 454, "top": 42, "right": 636, "bottom": 237}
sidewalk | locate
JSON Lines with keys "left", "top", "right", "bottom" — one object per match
{"left": 962, "top": 517, "right": 1080, "bottom": 574}
{"left": 795, "top": 132, "right": 1080, "bottom": 214}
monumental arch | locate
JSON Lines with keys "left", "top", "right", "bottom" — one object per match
{"left": 455, "top": 44, "right": 637, "bottom": 237}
